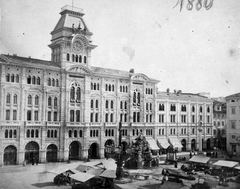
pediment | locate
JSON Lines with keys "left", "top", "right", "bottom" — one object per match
{"left": 131, "top": 73, "right": 150, "bottom": 81}
{"left": 66, "top": 65, "right": 92, "bottom": 75}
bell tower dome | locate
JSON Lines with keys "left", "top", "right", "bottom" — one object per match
{"left": 49, "top": 5, "right": 97, "bottom": 68}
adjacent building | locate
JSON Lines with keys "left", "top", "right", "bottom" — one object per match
{"left": 226, "top": 93, "right": 240, "bottom": 157}
{"left": 0, "top": 5, "right": 214, "bottom": 166}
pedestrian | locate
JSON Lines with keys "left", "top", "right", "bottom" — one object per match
{"left": 32, "top": 158, "right": 35, "bottom": 165}
{"left": 190, "top": 151, "right": 192, "bottom": 159}
{"left": 162, "top": 168, "right": 166, "bottom": 176}
{"left": 36, "top": 158, "right": 39, "bottom": 165}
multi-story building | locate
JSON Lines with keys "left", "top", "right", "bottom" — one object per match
{"left": 226, "top": 93, "right": 240, "bottom": 156}
{"left": 0, "top": 5, "right": 214, "bottom": 166}
{"left": 212, "top": 98, "right": 227, "bottom": 150}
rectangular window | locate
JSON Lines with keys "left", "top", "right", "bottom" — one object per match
{"left": 232, "top": 134, "right": 236, "bottom": 139}
{"left": 231, "top": 121, "right": 236, "bottom": 129}
{"left": 231, "top": 107, "right": 236, "bottom": 115}
{"left": 159, "top": 114, "right": 164, "bottom": 123}
{"left": 199, "top": 115, "right": 203, "bottom": 121}
{"left": 27, "top": 110, "right": 31, "bottom": 121}
{"left": 6, "top": 110, "right": 10, "bottom": 120}
{"left": 207, "top": 116, "right": 210, "bottom": 123}
{"left": 54, "top": 112, "right": 58, "bottom": 121}
{"left": 222, "top": 121, "right": 224, "bottom": 126}
{"left": 170, "top": 115, "right": 176, "bottom": 123}
{"left": 181, "top": 115, "right": 186, "bottom": 123}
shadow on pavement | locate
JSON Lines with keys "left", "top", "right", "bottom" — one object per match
{"left": 32, "top": 182, "right": 56, "bottom": 188}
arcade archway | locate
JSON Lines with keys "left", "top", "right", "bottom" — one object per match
{"left": 181, "top": 139, "right": 187, "bottom": 151}
{"left": 25, "top": 141, "right": 39, "bottom": 164}
{"left": 104, "top": 139, "right": 115, "bottom": 158}
{"left": 4, "top": 145, "right": 17, "bottom": 165}
{"left": 191, "top": 139, "right": 196, "bottom": 151}
{"left": 46, "top": 144, "right": 58, "bottom": 162}
{"left": 89, "top": 143, "right": 99, "bottom": 159}
{"left": 69, "top": 141, "right": 82, "bottom": 160}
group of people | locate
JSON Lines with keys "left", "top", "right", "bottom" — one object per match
{"left": 31, "top": 157, "right": 38, "bottom": 165}
{"left": 206, "top": 151, "right": 218, "bottom": 158}
{"left": 161, "top": 168, "right": 170, "bottom": 184}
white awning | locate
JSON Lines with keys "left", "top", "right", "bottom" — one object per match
{"left": 189, "top": 155, "right": 210, "bottom": 164}
{"left": 157, "top": 138, "right": 170, "bottom": 149}
{"left": 168, "top": 137, "right": 183, "bottom": 148}
{"left": 213, "top": 160, "right": 239, "bottom": 168}
{"left": 146, "top": 138, "right": 159, "bottom": 150}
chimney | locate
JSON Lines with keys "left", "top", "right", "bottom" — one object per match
{"left": 129, "top": 68, "right": 134, "bottom": 73}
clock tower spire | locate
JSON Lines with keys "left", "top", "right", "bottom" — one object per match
{"left": 49, "top": 5, "right": 97, "bottom": 68}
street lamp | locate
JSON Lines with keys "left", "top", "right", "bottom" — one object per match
{"left": 198, "top": 121, "right": 203, "bottom": 155}
{"left": 115, "top": 122, "right": 124, "bottom": 180}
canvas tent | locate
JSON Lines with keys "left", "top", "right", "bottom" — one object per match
{"left": 213, "top": 160, "right": 239, "bottom": 168}
{"left": 189, "top": 155, "right": 210, "bottom": 164}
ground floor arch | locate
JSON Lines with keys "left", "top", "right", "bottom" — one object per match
{"left": 69, "top": 141, "right": 82, "bottom": 160}
{"left": 104, "top": 139, "right": 115, "bottom": 158}
{"left": 25, "top": 141, "right": 39, "bottom": 164}
{"left": 181, "top": 139, "right": 187, "bottom": 151}
{"left": 88, "top": 142, "right": 99, "bottom": 159}
{"left": 46, "top": 144, "right": 58, "bottom": 162}
{"left": 4, "top": 145, "right": 17, "bottom": 165}
{"left": 191, "top": 139, "right": 196, "bottom": 151}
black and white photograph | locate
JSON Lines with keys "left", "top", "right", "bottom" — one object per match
{"left": 0, "top": 0, "right": 240, "bottom": 188}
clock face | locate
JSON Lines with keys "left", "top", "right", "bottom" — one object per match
{"left": 72, "top": 40, "right": 82, "bottom": 52}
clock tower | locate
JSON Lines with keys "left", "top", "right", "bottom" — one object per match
{"left": 49, "top": 5, "right": 97, "bottom": 68}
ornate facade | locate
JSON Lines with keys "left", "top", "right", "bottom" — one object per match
{"left": 0, "top": 5, "right": 214, "bottom": 166}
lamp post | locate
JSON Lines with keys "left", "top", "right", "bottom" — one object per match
{"left": 115, "top": 122, "right": 124, "bottom": 180}
{"left": 198, "top": 121, "right": 203, "bottom": 155}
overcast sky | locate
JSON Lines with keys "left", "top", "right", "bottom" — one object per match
{"left": 1, "top": 0, "right": 240, "bottom": 97}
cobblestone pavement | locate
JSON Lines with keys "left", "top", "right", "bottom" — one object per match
{"left": 0, "top": 162, "right": 80, "bottom": 189}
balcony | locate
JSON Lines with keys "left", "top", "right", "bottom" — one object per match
{"left": 1, "top": 121, "right": 21, "bottom": 126}
{"left": 47, "top": 122, "right": 61, "bottom": 127}
{"left": 66, "top": 122, "right": 86, "bottom": 127}
{"left": 25, "top": 121, "right": 43, "bottom": 126}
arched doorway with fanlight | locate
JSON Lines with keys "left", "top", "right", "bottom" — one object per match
{"left": 181, "top": 139, "right": 187, "bottom": 151}
{"left": 46, "top": 144, "right": 58, "bottom": 162}
{"left": 4, "top": 145, "right": 17, "bottom": 165}
{"left": 69, "top": 141, "right": 82, "bottom": 160}
{"left": 191, "top": 139, "right": 196, "bottom": 151}
{"left": 89, "top": 142, "right": 99, "bottom": 159}
{"left": 25, "top": 141, "right": 39, "bottom": 164}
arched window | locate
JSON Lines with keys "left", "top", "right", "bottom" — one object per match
{"left": 54, "top": 130, "right": 57, "bottom": 138}
{"left": 199, "top": 106, "right": 203, "bottom": 113}
{"left": 48, "top": 111, "right": 51, "bottom": 121}
{"left": 35, "top": 130, "right": 39, "bottom": 138}
{"left": 52, "top": 79, "right": 55, "bottom": 86}
{"left": 90, "top": 113, "right": 94, "bottom": 122}
{"left": 16, "top": 74, "right": 19, "bottom": 83}
{"left": 13, "top": 110, "right": 17, "bottom": 120}
{"left": 37, "top": 77, "right": 40, "bottom": 85}
{"left": 74, "top": 130, "right": 77, "bottom": 137}
{"left": 69, "top": 130, "right": 72, "bottom": 138}
{"left": 95, "top": 113, "right": 98, "bottom": 122}
{"left": 84, "top": 56, "right": 87, "bottom": 63}
{"left": 120, "top": 101, "right": 123, "bottom": 109}
{"left": 11, "top": 74, "right": 14, "bottom": 82}
{"left": 105, "top": 84, "right": 108, "bottom": 91}
{"left": 110, "top": 113, "right": 113, "bottom": 122}
{"left": 5, "top": 130, "right": 8, "bottom": 138}
{"left": 133, "top": 112, "right": 136, "bottom": 122}
{"left": 137, "top": 112, "right": 140, "bottom": 122}
{"left": 91, "top": 99, "right": 94, "bottom": 108}
{"left": 76, "top": 110, "right": 80, "bottom": 122}
{"left": 105, "top": 100, "right": 109, "bottom": 109}
{"left": 32, "top": 76, "right": 36, "bottom": 84}
{"left": 137, "top": 92, "right": 140, "bottom": 104}
{"left": 6, "top": 93, "right": 10, "bottom": 103}
{"left": 192, "top": 106, "right": 195, "bottom": 112}
{"left": 76, "top": 55, "right": 78, "bottom": 62}
{"left": 111, "top": 100, "right": 114, "bottom": 109}
{"left": 70, "top": 87, "right": 75, "bottom": 101}
{"left": 93, "top": 83, "right": 96, "bottom": 90}
{"left": 6, "top": 110, "right": 10, "bottom": 120}
{"left": 123, "top": 86, "right": 125, "bottom": 92}
{"left": 28, "top": 95, "right": 32, "bottom": 105}
{"left": 146, "top": 103, "right": 148, "bottom": 110}
{"left": 96, "top": 130, "right": 99, "bottom": 137}
{"left": 48, "top": 96, "right": 52, "bottom": 106}
{"left": 35, "top": 95, "right": 39, "bottom": 105}
{"left": 207, "top": 106, "right": 210, "bottom": 113}
{"left": 47, "top": 130, "right": 50, "bottom": 138}
{"left": 27, "top": 110, "right": 31, "bottom": 120}
{"left": 90, "top": 130, "right": 93, "bottom": 137}
{"left": 27, "top": 129, "right": 30, "bottom": 138}
{"left": 112, "top": 85, "right": 114, "bottom": 91}
{"left": 96, "top": 100, "right": 98, "bottom": 108}
{"left": 93, "top": 130, "right": 96, "bottom": 137}
{"left": 70, "top": 110, "right": 74, "bottom": 122}
{"left": 13, "top": 130, "right": 17, "bottom": 138}
{"left": 54, "top": 112, "right": 58, "bottom": 121}
{"left": 133, "top": 92, "right": 136, "bottom": 104}
{"left": 56, "top": 79, "right": 59, "bottom": 87}
{"left": 124, "top": 114, "right": 127, "bottom": 122}
{"left": 6, "top": 73, "right": 10, "bottom": 82}
{"left": 150, "top": 103, "right": 152, "bottom": 110}
{"left": 76, "top": 87, "right": 81, "bottom": 101}
{"left": 54, "top": 97, "right": 58, "bottom": 106}
{"left": 50, "top": 130, "right": 53, "bottom": 138}
{"left": 105, "top": 113, "right": 108, "bottom": 122}
{"left": 125, "top": 101, "right": 127, "bottom": 109}
{"left": 91, "top": 83, "right": 93, "bottom": 90}
{"left": 79, "top": 55, "right": 82, "bottom": 63}
{"left": 27, "top": 76, "right": 31, "bottom": 84}
{"left": 105, "top": 130, "right": 108, "bottom": 136}
{"left": 67, "top": 53, "right": 70, "bottom": 61}
{"left": 120, "top": 86, "right": 122, "bottom": 92}
{"left": 31, "top": 129, "right": 34, "bottom": 138}
{"left": 97, "top": 83, "right": 99, "bottom": 90}
{"left": 79, "top": 130, "right": 83, "bottom": 137}
{"left": 72, "top": 54, "right": 75, "bottom": 62}
{"left": 48, "top": 78, "right": 51, "bottom": 86}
